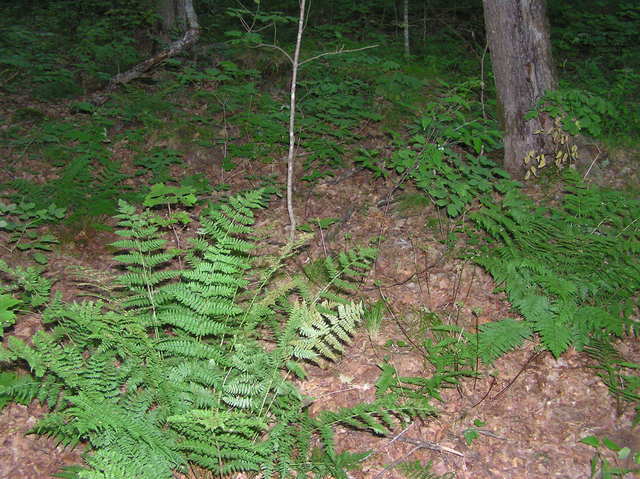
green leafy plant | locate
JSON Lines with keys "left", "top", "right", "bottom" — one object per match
{"left": 463, "top": 419, "right": 487, "bottom": 446}
{"left": 4, "top": 120, "right": 137, "bottom": 221}
{"left": 297, "top": 217, "right": 339, "bottom": 233}
{"left": 420, "top": 323, "right": 478, "bottom": 382}
{"left": 396, "top": 459, "right": 454, "bottom": 479}
{"left": 471, "top": 168, "right": 640, "bottom": 359}
{"left": 0, "top": 259, "right": 53, "bottom": 347}
{"left": 0, "top": 201, "right": 65, "bottom": 264}
{"left": 134, "top": 148, "right": 184, "bottom": 184}
{"left": 532, "top": 88, "right": 618, "bottom": 138}
{"left": 0, "top": 189, "right": 425, "bottom": 478}
{"left": 580, "top": 435, "right": 640, "bottom": 478}
{"left": 585, "top": 339, "right": 640, "bottom": 424}
{"left": 363, "top": 80, "right": 513, "bottom": 218}
{"left": 363, "top": 299, "right": 386, "bottom": 338}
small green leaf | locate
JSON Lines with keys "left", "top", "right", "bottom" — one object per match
{"left": 464, "top": 428, "right": 479, "bottom": 446}
{"left": 602, "top": 437, "right": 622, "bottom": 452}
{"left": 579, "top": 436, "right": 601, "bottom": 448}
{"left": 32, "top": 252, "right": 48, "bottom": 265}
{"left": 618, "top": 447, "right": 631, "bottom": 460}
{"left": 0, "top": 295, "right": 20, "bottom": 325}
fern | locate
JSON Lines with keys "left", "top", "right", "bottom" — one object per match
{"left": 3, "top": 121, "right": 136, "bottom": 220}
{"left": 585, "top": 339, "right": 640, "bottom": 424}
{"left": 396, "top": 460, "right": 455, "bottom": 479}
{"left": 472, "top": 169, "right": 640, "bottom": 357}
{"left": 477, "top": 318, "right": 533, "bottom": 364}
{"left": 285, "top": 300, "right": 364, "bottom": 366}
{"left": 1, "top": 188, "right": 427, "bottom": 478}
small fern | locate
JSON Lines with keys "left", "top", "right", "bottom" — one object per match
{"left": 477, "top": 318, "right": 533, "bottom": 364}
{"left": 585, "top": 339, "right": 640, "bottom": 424}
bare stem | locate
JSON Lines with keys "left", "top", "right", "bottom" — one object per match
{"left": 286, "top": 0, "right": 307, "bottom": 242}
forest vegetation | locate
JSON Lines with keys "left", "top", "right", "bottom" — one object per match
{"left": 0, "top": 0, "right": 639, "bottom": 477}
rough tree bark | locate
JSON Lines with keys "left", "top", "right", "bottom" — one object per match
{"left": 157, "top": 0, "right": 187, "bottom": 38}
{"left": 483, "top": 0, "right": 557, "bottom": 178}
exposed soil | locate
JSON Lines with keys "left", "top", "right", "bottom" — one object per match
{"left": 1, "top": 95, "right": 639, "bottom": 479}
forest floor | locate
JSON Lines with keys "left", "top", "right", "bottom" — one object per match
{"left": 1, "top": 92, "right": 639, "bottom": 479}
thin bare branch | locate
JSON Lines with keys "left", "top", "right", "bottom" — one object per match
{"left": 300, "top": 44, "right": 379, "bottom": 66}
{"left": 256, "top": 43, "right": 294, "bottom": 64}
{"left": 399, "top": 436, "right": 465, "bottom": 457}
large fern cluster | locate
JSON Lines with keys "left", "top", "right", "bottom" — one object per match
{"left": 0, "top": 189, "right": 419, "bottom": 478}
{"left": 471, "top": 168, "right": 640, "bottom": 360}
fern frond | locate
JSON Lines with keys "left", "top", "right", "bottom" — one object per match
{"left": 156, "top": 309, "right": 229, "bottom": 336}
{"left": 318, "top": 400, "right": 404, "bottom": 436}
{"left": 477, "top": 318, "right": 533, "bottom": 364}
{"left": 285, "top": 301, "right": 364, "bottom": 366}
{"left": 156, "top": 339, "right": 225, "bottom": 362}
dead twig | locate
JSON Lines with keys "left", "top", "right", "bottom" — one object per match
{"left": 300, "top": 44, "right": 379, "bottom": 66}
{"left": 399, "top": 436, "right": 464, "bottom": 456}
{"left": 491, "top": 349, "right": 545, "bottom": 401}
{"left": 475, "top": 429, "right": 507, "bottom": 440}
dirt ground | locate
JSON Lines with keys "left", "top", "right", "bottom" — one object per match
{"left": 1, "top": 98, "right": 639, "bottom": 478}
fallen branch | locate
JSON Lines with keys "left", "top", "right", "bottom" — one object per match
{"left": 91, "top": 0, "right": 200, "bottom": 105}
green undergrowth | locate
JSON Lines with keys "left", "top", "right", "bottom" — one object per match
{"left": 0, "top": 187, "right": 444, "bottom": 478}
{"left": 471, "top": 168, "right": 640, "bottom": 361}
{"left": 357, "top": 78, "right": 509, "bottom": 217}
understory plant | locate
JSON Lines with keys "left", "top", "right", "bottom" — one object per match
{"left": 0, "top": 188, "right": 431, "bottom": 478}
{"left": 469, "top": 169, "right": 640, "bottom": 422}
{"left": 357, "top": 79, "right": 512, "bottom": 217}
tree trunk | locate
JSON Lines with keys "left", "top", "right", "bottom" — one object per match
{"left": 483, "top": 0, "right": 557, "bottom": 178}
{"left": 403, "top": 0, "right": 410, "bottom": 58}
{"left": 286, "top": 0, "right": 307, "bottom": 241}
{"left": 158, "top": 0, "right": 187, "bottom": 40}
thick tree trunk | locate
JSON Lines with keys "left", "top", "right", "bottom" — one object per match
{"left": 483, "top": 0, "right": 557, "bottom": 178}
{"left": 158, "top": 0, "right": 188, "bottom": 40}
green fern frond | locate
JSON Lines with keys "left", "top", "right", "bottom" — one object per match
{"left": 477, "top": 318, "right": 533, "bottom": 364}
{"left": 110, "top": 238, "right": 167, "bottom": 252}
{"left": 2, "top": 189, "right": 394, "bottom": 479}
{"left": 397, "top": 460, "right": 453, "bottom": 479}
{"left": 7, "top": 336, "right": 47, "bottom": 377}
{"left": 116, "top": 270, "right": 181, "bottom": 287}
{"left": 156, "top": 338, "right": 225, "bottom": 362}
{"left": 585, "top": 339, "right": 640, "bottom": 408}
{"left": 285, "top": 300, "right": 363, "bottom": 366}
{"left": 156, "top": 309, "right": 229, "bottom": 336}
{"left": 80, "top": 447, "right": 177, "bottom": 479}
{"left": 319, "top": 400, "right": 402, "bottom": 436}
{"left": 0, "top": 372, "right": 42, "bottom": 408}
{"left": 472, "top": 173, "right": 640, "bottom": 357}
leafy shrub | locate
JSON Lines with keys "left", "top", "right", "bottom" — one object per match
{"left": 531, "top": 88, "right": 619, "bottom": 139}
{"left": 357, "top": 78, "right": 509, "bottom": 216}
{"left": 370, "top": 134, "right": 511, "bottom": 218}
{"left": 0, "top": 260, "right": 53, "bottom": 341}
